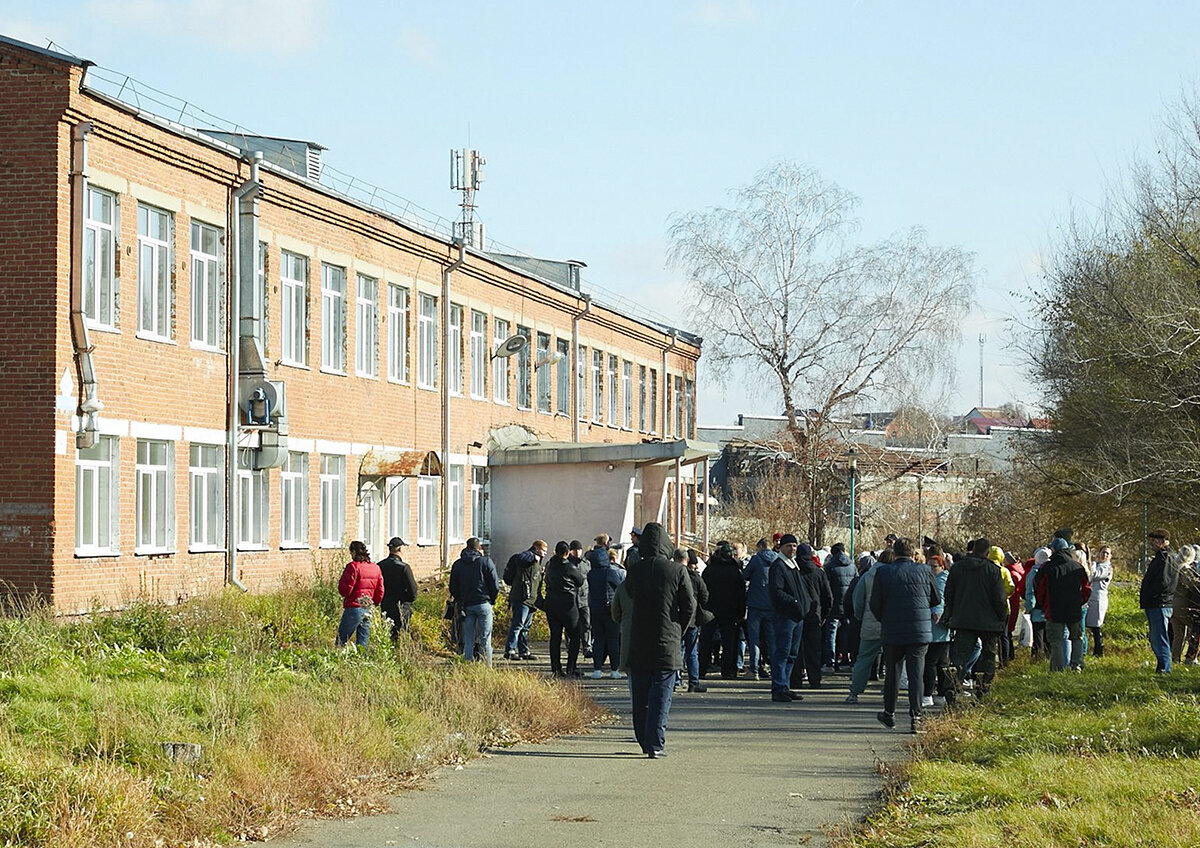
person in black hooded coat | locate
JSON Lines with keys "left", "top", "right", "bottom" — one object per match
{"left": 701, "top": 541, "right": 747, "bottom": 679}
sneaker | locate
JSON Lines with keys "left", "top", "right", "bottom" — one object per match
{"left": 610, "top": 670, "right": 627, "bottom": 679}
{"left": 921, "top": 695, "right": 934, "bottom": 708}
{"left": 503, "top": 652, "right": 515, "bottom": 660}
{"left": 910, "top": 715, "right": 924, "bottom": 735}
{"left": 876, "top": 711, "right": 895, "bottom": 728}
{"left": 844, "top": 693, "right": 859, "bottom": 704}
{"left": 647, "top": 749, "right": 668, "bottom": 759}
{"left": 771, "top": 691, "right": 792, "bottom": 703}
{"left": 589, "top": 670, "right": 605, "bottom": 679}
{"left": 786, "top": 690, "right": 804, "bottom": 701}
{"left": 520, "top": 653, "right": 538, "bottom": 661}
{"left": 932, "top": 695, "right": 946, "bottom": 706}
{"left": 687, "top": 683, "right": 708, "bottom": 693}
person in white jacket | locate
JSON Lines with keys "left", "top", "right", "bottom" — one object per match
{"left": 1086, "top": 545, "right": 1114, "bottom": 657}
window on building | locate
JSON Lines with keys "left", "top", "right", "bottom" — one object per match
{"left": 469, "top": 310, "right": 487, "bottom": 399}
{"left": 448, "top": 464, "right": 464, "bottom": 542}
{"left": 135, "top": 439, "right": 174, "bottom": 553}
{"left": 470, "top": 466, "right": 488, "bottom": 540}
{"left": 280, "top": 451, "right": 309, "bottom": 547}
{"left": 387, "top": 476, "right": 410, "bottom": 542}
{"left": 281, "top": 250, "right": 308, "bottom": 366}
{"left": 675, "top": 374, "right": 684, "bottom": 438}
{"left": 591, "top": 349, "right": 604, "bottom": 423}
{"left": 536, "top": 332, "right": 552, "bottom": 414}
{"left": 83, "top": 187, "right": 117, "bottom": 329}
{"left": 622, "top": 361, "right": 633, "bottom": 429}
{"left": 493, "top": 318, "right": 510, "bottom": 404}
{"left": 449, "top": 303, "right": 463, "bottom": 396}
{"left": 257, "top": 241, "right": 269, "bottom": 355}
{"left": 189, "top": 443, "right": 224, "bottom": 551}
{"left": 190, "top": 221, "right": 223, "bottom": 349}
{"left": 556, "top": 338, "right": 570, "bottom": 416}
{"left": 137, "top": 204, "right": 172, "bottom": 341}
{"left": 321, "top": 263, "right": 346, "bottom": 373}
{"left": 355, "top": 274, "right": 378, "bottom": 377}
{"left": 684, "top": 377, "right": 696, "bottom": 439}
{"left": 607, "top": 355, "right": 619, "bottom": 426}
{"left": 638, "top": 365, "right": 647, "bottom": 433}
{"left": 649, "top": 368, "right": 659, "bottom": 434}
{"left": 75, "top": 435, "right": 118, "bottom": 555}
{"left": 515, "top": 325, "right": 531, "bottom": 410}
{"left": 417, "top": 293, "right": 438, "bottom": 389}
{"left": 417, "top": 475, "right": 438, "bottom": 545}
{"left": 237, "top": 452, "right": 268, "bottom": 549}
{"left": 319, "top": 454, "right": 345, "bottom": 547}
{"left": 358, "top": 483, "right": 379, "bottom": 556}
{"left": 387, "top": 283, "right": 409, "bottom": 382}
{"left": 577, "top": 345, "right": 587, "bottom": 421}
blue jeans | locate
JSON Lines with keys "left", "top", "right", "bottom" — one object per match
{"left": 746, "top": 607, "right": 774, "bottom": 673}
{"left": 823, "top": 617, "right": 843, "bottom": 666}
{"left": 462, "top": 603, "right": 494, "bottom": 664}
{"left": 337, "top": 606, "right": 370, "bottom": 648}
{"left": 591, "top": 607, "right": 620, "bottom": 671}
{"left": 770, "top": 613, "right": 803, "bottom": 693}
{"left": 681, "top": 626, "right": 701, "bottom": 686}
{"left": 630, "top": 668, "right": 676, "bottom": 754}
{"left": 1147, "top": 607, "right": 1173, "bottom": 672}
{"left": 505, "top": 602, "right": 534, "bottom": 656}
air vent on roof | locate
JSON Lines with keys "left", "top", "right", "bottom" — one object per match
{"left": 306, "top": 147, "right": 322, "bottom": 182}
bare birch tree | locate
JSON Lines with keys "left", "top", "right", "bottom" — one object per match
{"left": 669, "top": 162, "right": 976, "bottom": 543}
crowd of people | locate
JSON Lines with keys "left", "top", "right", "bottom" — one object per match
{"left": 334, "top": 521, "right": 1190, "bottom": 756}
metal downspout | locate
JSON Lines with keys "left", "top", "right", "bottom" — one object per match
{"left": 571, "top": 294, "right": 592, "bottom": 442}
{"left": 69, "top": 122, "right": 101, "bottom": 449}
{"left": 226, "top": 154, "right": 262, "bottom": 592}
{"left": 442, "top": 240, "right": 467, "bottom": 572}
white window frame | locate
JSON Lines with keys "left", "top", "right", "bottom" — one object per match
{"left": 449, "top": 303, "right": 463, "bottom": 396}
{"left": 417, "top": 293, "right": 438, "bottom": 390}
{"left": 189, "top": 443, "right": 224, "bottom": 552}
{"left": 685, "top": 377, "right": 696, "bottom": 439}
{"left": 577, "top": 345, "right": 587, "bottom": 421}
{"left": 591, "top": 349, "right": 604, "bottom": 424}
{"left": 515, "top": 325, "right": 531, "bottom": 410}
{"left": 387, "top": 283, "right": 409, "bottom": 383}
{"left": 607, "top": 354, "right": 619, "bottom": 426}
{"left": 638, "top": 365, "right": 647, "bottom": 433}
{"left": 75, "top": 435, "right": 119, "bottom": 555}
{"left": 237, "top": 455, "right": 269, "bottom": 550}
{"left": 355, "top": 273, "right": 379, "bottom": 378}
{"left": 321, "top": 263, "right": 347, "bottom": 374}
{"left": 448, "top": 464, "right": 465, "bottom": 542}
{"left": 469, "top": 310, "right": 487, "bottom": 399}
{"left": 675, "top": 374, "right": 685, "bottom": 438}
{"left": 281, "top": 250, "right": 309, "bottom": 366}
{"left": 280, "top": 451, "right": 309, "bottom": 548}
{"left": 622, "top": 361, "right": 633, "bottom": 430}
{"left": 190, "top": 221, "right": 223, "bottom": 350}
{"left": 83, "top": 186, "right": 117, "bottom": 329}
{"left": 137, "top": 204, "right": 172, "bottom": 341}
{"left": 492, "top": 317, "right": 510, "bottom": 404}
{"left": 387, "top": 476, "right": 410, "bottom": 542}
{"left": 470, "top": 466, "right": 489, "bottom": 541}
{"left": 417, "top": 475, "right": 439, "bottom": 546}
{"left": 536, "top": 332, "right": 552, "bottom": 414}
{"left": 650, "top": 368, "right": 659, "bottom": 434}
{"left": 135, "top": 439, "right": 174, "bottom": 554}
{"left": 358, "top": 483, "right": 380, "bottom": 558}
{"left": 319, "top": 454, "right": 346, "bottom": 548}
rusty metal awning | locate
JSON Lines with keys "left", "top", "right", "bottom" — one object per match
{"left": 359, "top": 449, "right": 442, "bottom": 479}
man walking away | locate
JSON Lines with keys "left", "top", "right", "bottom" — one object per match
{"left": 503, "top": 540, "right": 547, "bottom": 661}
{"left": 870, "top": 537, "right": 940, "bottom": 734}
{"left": 943, "top": 537, "right": 1008, "bottom": 697}
{"left": 768, "top": 534, "right": 812, "bottom": 703}
{"left": 620, "top": 522, "right": 695, "bottom": 758}
{"left": 1140, "top": 528, "right": 1178, "bottom": 674}
{"left": 378, "top": 536, "right": 418, "bottom": 640}
{"left": 448, "top": 538, "right": 500, "bottom": 664}
{"left": 701, "top": 541, "right": 747, "bottom": 679}
{"left": 1035, "top": 537, "right": 1091, "bottom": 671}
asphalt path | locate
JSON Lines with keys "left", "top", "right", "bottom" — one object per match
{"left": 270, "top": 654, "right": 905, "bottom": 847}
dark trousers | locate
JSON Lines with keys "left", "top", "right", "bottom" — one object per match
{"left": 923, "top": 641, "right": 952, "bottom": 698}
{"left": 951, "top": 629, "right": 999, "bottom": 690}
{"left": 630, "top": 668, "right": 676, "bottom": 754}
{"left": 1089, "top": 625, "right": 1104, "bottom": 658}
{"left": 590, "top": 606, "right": 620, "bottom": 671}
{"left": 681, "top": 626, "right": 701, "bottom": 686}
{"left": 701, "top": 617, "right": 741, "bottom": 678}
{"left": 1031, "top": 621, "right": 1046, "bottom": 658}
{"left": 790, "top": 617, "right": 824, "bottom": 688}
{"left": 547, "top": 609, "right": 581, "bottom": 675}
{"left": 882, "top": 642, "right": 928, "bottom": 717}
{"left": 578, "top": 603, "right": 592, "bottom": 655}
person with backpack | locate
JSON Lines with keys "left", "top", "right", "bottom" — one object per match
{"left": 502, "top": 540, "right": 547, "bottom": 661}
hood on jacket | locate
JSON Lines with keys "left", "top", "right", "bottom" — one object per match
{"left": 826, "top": 551, "right": 852, "bottom": 569}
{"left": 638, "top": 522, "right": 673, "bottom": 560}
{"left": 458, "top": 546, "right": 482, "bottom": 563}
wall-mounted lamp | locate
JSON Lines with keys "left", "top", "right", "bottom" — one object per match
{"left": 535, "top": 350, "right": 567, "bottom": 370}
{"left": 606, "top": 463, "right": 616, "bottom": 472}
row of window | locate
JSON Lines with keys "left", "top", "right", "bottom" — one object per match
{"left": 82, "top": 187, "right": 697, "bottom": 437}
{"left": 75, "top": 436, "right": 486, "bottom": 557}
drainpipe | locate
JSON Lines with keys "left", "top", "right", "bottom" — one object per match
{"left": 226, "top": 154, "right": 262, "bottom": 592}
{"left": 442, "top": 239, "right": 467, "bottom": 573}
{"left": 661, "top": 331, "right": 678, "bottom": 440}
{"left": 570, "top": 294, "right": 592, "bottom": 442}
{"left": 69, "top": 122, "right": 102, "bottom": 449}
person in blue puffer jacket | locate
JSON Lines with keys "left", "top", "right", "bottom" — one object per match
{"left": 742, "top": 538, "right": 779, "bottom": 679}
{"left": 922, "top": 552, "right": 951, "bottom": 706}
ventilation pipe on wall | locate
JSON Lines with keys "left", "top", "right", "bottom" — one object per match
{"left": 69, "top": 121, "right": 102, "bottom": 449}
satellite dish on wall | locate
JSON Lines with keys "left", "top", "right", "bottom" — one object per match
{"left": 492, "top": 335, "right": 528, "bottom": 359}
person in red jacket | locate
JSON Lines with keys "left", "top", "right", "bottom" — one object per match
{"left": 337, "top": 540, "right": 386, "bottom": 649}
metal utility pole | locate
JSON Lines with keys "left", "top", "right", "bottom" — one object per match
{"left": 978, "top": 334, "right": 986, "bottom": 407}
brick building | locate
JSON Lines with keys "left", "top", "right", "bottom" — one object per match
{"left": 0, "top": 36, "right": 702, "bottom": 612}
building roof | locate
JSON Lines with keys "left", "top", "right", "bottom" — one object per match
{"left": 488, "top": 438, "right": 719, "bottom": 468}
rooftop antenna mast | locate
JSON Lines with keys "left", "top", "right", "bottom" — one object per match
{"left": 978, "top": 333, "right": 986, "bottom": 407}
{"left": 450, "top": 148, "right": 486, "bottom": 248}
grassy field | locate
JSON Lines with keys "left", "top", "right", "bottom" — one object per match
{"left": 839, "top": 585, "right": 1200, "bottom": 847}
{"left": 0, "top": 573, "right": 597, "bottom": 848}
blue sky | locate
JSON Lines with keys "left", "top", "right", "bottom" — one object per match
{"left": 6, "top": 1, "right": 1198, "bottom": 423}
